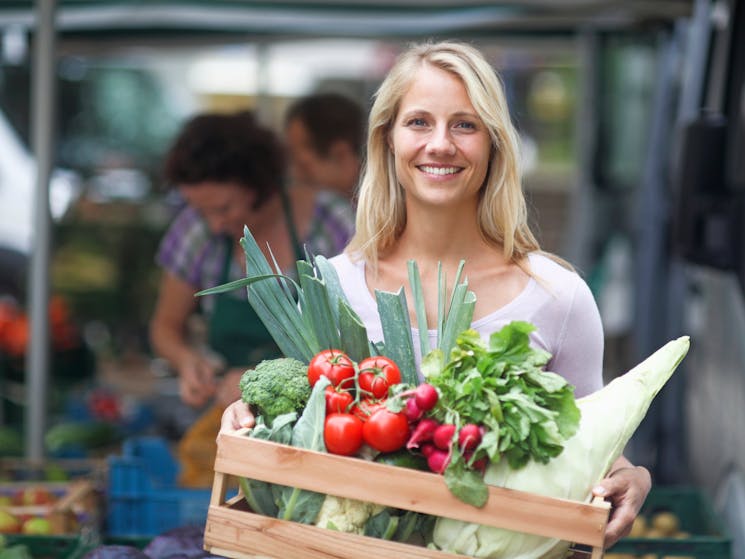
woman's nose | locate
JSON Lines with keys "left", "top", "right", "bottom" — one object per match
{"left": 426, "top": 126, "right": 456, "bottom": 156}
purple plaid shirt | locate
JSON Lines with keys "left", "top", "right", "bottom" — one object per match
{"left": 156, "top": 190, "right": 355, "bottom": 311}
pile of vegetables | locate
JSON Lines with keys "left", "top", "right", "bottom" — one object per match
{"left": 432, "top": 335, "right": 690, "bottom": 558}
{"left": 199, "top": 226, "right": 691, "bottom": 558}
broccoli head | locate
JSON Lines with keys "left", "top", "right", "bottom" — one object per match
{"left": 239, "top": 357, "right": 311, "bottom": 421}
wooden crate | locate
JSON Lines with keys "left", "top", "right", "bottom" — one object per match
{"left": 0, "top": 479, "right": 99, "bottom": 534}
{"left": 204, "top": 432, "right": 611, "bottom": 559}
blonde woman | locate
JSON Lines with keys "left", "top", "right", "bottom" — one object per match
{"left": 222, "top": 41, "right": 650, "bottom": 548}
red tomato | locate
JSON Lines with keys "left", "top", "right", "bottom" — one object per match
{"left": 307, "top": 349, "right": 355, "bottom": 389}
{"left": 362, "top": 408, "right": 410, "bottom": 453}
{"left": 325, "top": 385, "right": 354, "bottom": 414}
{"left": 350, "top": 398, "right": 386, "bottom": 422}
{"left": 324, "top": 413, "right": 364, "bottom": 456}
{"left": 357, "top": 356, "right": 402, "bottom": 399}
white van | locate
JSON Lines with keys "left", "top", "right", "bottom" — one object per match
{"left": 0, "top": 108, "right": 80, "bottom": 296}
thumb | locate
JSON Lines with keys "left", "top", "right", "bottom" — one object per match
{"left": 592, "top": 473, "right": 625, "bottom": 499}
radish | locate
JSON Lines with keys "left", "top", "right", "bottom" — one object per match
{"left": 420, "top": 443, "right": 436, "bottom": 458}
{"left": 427, "top": 448, "right": 450, "bottom": 474}
{"left": 433, "top": 423, "right": 456, "bottom": 450}
{"left": 406, "top": 418, "right": 439, "bottom": 449}
{"left": 458, "top": 423, "right": 482, "bottom": 452}
{"left": 414, "top": 383, "right": 438, "bottom": 411}
{"left": 404, "top": 397, "right": 423, "bottom": 421}
{"left": 464, "top": 451, "right": 488, "bottom": 473}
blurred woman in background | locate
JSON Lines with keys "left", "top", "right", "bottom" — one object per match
{"left": 150, "top": 112, "right": 354, "bottom": 485}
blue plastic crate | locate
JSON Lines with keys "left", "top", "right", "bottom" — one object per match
{"left": 106, "top": 437, "right": 213, "bottom": 537}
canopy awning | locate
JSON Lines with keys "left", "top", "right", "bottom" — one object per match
{"left": 0, "top": 1, "right": 694, "bottom": 40}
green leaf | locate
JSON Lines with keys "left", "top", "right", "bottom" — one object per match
{"left": 407, "top": 260, "right": 430, "bottom": 357}
{"left": 291, "top": 377, "right": 329, "bottom": 452}
{"left": 338, "top": 299, "right": 371, "bottom": 363}
{"left": 440, "top": 282, "right": 475, "bottom": 358}
{"left": 298, "top": 272, "right": 341, "bottom": 350}
{"left": 315, "top": 255, "right": 347, "bottom": 325}
{"left": 375, "top": 288, "right": 418, "bottom": 385}
{"left": 277, "top": 378, "right": 329, "bottom": 523}
{"left": 443, "top": 457, "right": 488, "bottom": 508}
{"left": 436, "top": 263, "right": 445, "bottom": 346}
{"left": 421, "top": 349, "right": 445, "bottom": 381}
{"left": 364, "top": 510, "right": 400, "bottom": 540}
{"left": 241, "top": 412, "right": 297, "bottom": 517}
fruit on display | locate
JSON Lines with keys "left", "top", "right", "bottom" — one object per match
{"left": 20, "top": 517, "right": 52, "bottom": 535}
{"left": 0, "top": 509, "right": 21, "bottom": 534}
{"left": 14, "top": 486, "right": 55, "bottom": 507}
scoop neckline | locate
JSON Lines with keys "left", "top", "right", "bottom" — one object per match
{"left": 353, "top": 253, "right": 538, "bottom": 334}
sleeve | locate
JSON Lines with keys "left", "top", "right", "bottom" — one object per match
{"left": 305, "top": 191, "right": 356, "bottom": 257}
{"left": 155, "top": 206, "right": 216, "bottom": 288}
{"left": 550, "top": 277, "right": 605, "bottom": 398}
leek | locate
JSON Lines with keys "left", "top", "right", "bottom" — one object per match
{"left": 196, "top": 227, "right": 369, "bottom": 364}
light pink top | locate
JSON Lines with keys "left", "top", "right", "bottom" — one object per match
{"left": 329, "top": 252, "right": 604, "bottom": 397}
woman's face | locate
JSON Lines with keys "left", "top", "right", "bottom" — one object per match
{"left": 389, "top": 63, "right": 491, "bottom": 213}
{"left": 179, "top": 181, "right": 257, "bottom": 239}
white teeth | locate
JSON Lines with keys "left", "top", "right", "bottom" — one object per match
{"left": 419, "top": 166, "right": 460, "bottom": 175}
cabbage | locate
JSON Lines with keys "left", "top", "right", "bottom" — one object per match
{"left": 432, "top": 336, "right": 690, "bottom": 559}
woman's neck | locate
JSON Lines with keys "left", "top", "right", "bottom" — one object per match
{"left": 391, "top": 204, "right": 496, "bottom": 267}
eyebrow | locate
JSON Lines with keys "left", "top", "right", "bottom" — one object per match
{"left": 400, "top": 109, "right": 480, "bottom": 120}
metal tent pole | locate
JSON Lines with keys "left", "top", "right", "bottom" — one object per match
{"left": 25, "top": 0, "right": 57, "bottom": 461}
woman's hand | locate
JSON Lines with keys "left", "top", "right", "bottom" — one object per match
{"left": 176, "top": 353, "right": 220, "bottom": 407}
{"left": 592, "top": 460, "right": 652, "bottom": 548}
{"left": 220, "top": 399, "right": 255, "bottom": 433}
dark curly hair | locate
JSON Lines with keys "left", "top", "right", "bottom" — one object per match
{"left": 284, "top": 93, "right": 365, "bottom": 157}
{"left": 163, "top": 111, "right": 285, "bottom": 209}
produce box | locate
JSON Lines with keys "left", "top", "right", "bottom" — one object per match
{"left": 607, "top": 486, "right": 731, "bottom": 559}
{"left": 106, "top": 437, "right": 216, "bottom": 537}
{"left": 0, "top": 534, "right": 95, "bottom": 559}
{"left": 203, "top": 432, "right": 612, "bottom": 559}
{"left": 0, "top": 479, "right": 100, "bottom": 537}
{"left": 0, "top": 457, "right": 106, "bottom": 483}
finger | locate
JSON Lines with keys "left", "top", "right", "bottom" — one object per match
{"left": 181, "top": 377, "right": 210, "bottom": 408}
{"left": 219, "top": 402, "right": 254, "bottom": 433}
{"left": 604, "top": 509, "right": 634, "bottom": 548}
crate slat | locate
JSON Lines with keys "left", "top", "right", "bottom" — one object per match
{"left": 206, "top": 504, "right": 469, "bottom": 559}
{"left": 214, "top": 432, "right": 609, "bottom": 546}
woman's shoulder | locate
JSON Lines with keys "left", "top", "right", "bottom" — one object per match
{"left": 160, "top": 205, "right": 211, "bottom": 250}
{"left": 329, "top": 251, "right": 363, "bottom": 275}
{"left": 528, "top": 252, "right": 588, "bottom": 290}
{"left": 525, "top": 251, "right": 598, "bottom": 315}
{"left": 156, "top": 205, "right": 223, "bottom": 286}
{"left": 313, "top": 190, "right": 355, "bottom": 226}
{"left": 303, "top": 189, "right": 355, "bottom": 256}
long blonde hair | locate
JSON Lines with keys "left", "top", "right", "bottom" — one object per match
{"left": 347, "top": 41, "right": 543, "bottom": 270}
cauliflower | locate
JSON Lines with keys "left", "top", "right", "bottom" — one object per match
{"left": 314, "top": 496, "right": 385, "bottom": 534}
{"left": 239, "top": 357, "right": 311, "bottom": 422}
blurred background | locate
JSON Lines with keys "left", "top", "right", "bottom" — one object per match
{"left": 0, "top": 1, "right": 743, "bottom": 556}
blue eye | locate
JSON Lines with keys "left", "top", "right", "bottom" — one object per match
{"left": 406, "top": 118, "right": 427, "bottom": 127}
{"left": 455, "top": 121, "right": 476, "bottom": 130}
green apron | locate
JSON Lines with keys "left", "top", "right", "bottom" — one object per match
{"left": 206, "top": 189, "right": 303, "bottom": 368}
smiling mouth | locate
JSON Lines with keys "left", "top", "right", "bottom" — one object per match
{"left": 417, "top": 165, "right": 463, "bottom": 176}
